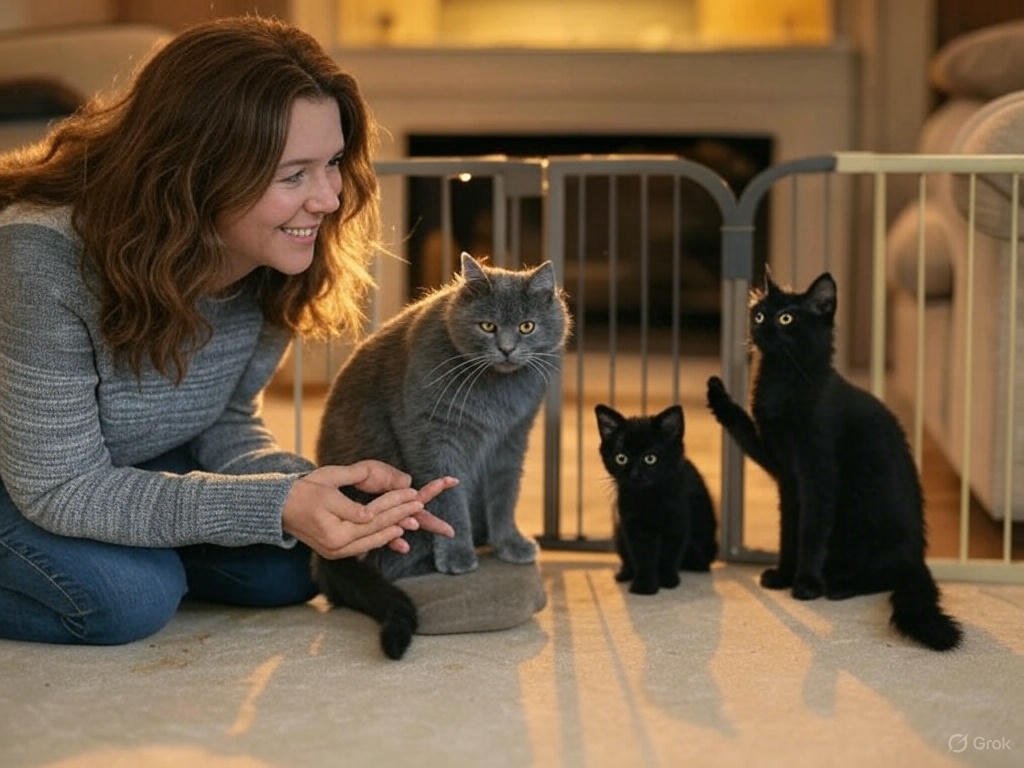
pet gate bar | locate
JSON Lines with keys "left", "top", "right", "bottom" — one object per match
{"left": 288, "top": 153, "right": 1022, "bottom": 584}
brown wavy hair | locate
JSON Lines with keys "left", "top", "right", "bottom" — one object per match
{"left": 0, "top": 16, "right": 379, "bottom": 381}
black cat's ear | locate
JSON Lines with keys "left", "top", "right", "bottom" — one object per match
{"left": 460, "top": 252, "right": 491, "bottom": 287}
{"left": 805, "top": 272, "right": 837, "bottom": 318}
{"left": 656, "top": 405, "right": 684, "bottom": 441}
{"left": 595, "top": 404, "right": 624, "bottom": 440}
{"left": 763, "top": 263, "right": 781, "bottom": 294}
{"left": 528, "top": 261, "right": 556, "bottom": 294}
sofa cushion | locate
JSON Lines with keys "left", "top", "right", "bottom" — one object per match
{"left": 887, "top": 204, "right": 954, "bottom": 300}
{"left": 930, "top": 20, "right": 1024, "bottom": 99}
{"left": 949, "top": 90, "right": 1024, "bottom": 241}
{"left": 916, "top": 97, "right": 983, "bottom": 155}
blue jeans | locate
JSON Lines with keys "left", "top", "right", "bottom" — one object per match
{"left": 0, "top": 447, "right": 317, "bottom": 645}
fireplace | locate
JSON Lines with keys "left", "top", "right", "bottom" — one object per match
{"left": 404, "top": 132, "right": 772, "bottom": 340}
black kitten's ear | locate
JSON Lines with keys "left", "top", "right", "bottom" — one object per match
{"left": 460, "top": 252, "right": 491, "bottom": 287}
{"left": 656, "top": 405, "right": 684, "bottom": 441}
{"left": 595, "top": 404, "right": 624, "bottom": 440}
{"left": 764, "top": 263, "right": 781, "bottom": 294}
{"left": 805, "top": 272, "right": 837, "bottom": 318}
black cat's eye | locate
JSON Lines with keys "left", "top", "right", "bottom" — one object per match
{"left": 778, "top": 312, "right": 794, "bottom": 326}
{"left": 479, "top": 321, "right": 497, "bottom": 333}
{"left": 643, "top": 453, "right": 658, "bottom": 465}
{"left": 753, "top": 311, "right": 765, "bottom": 324}
{"left": 614, "top": 453, "right": 628, "bottom": 466}
{"left": 519, "top": 321, "right": 536, "bottom": 334}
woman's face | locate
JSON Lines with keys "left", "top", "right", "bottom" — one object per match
{"left": 215, "top": 97, "right": 344, "bottom": 288}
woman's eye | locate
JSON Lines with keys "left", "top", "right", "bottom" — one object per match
{"left": 614, "top": 454, "right": 628, "bottom": 466}
{"left": 778, "top": 312, "right": 794, "bottom": 326}
{"left": 753, "top": 311, "right": 765, "bottom": 324}
{"left": 281, "top": 170, "right": 304, "bottom": 184}
{"left": 479, "top": 321, "right": 497, "bottom": 333}
{"left": 643, "top": 453, "right": 658, "bottom": 465}
{"left": 519, "top": 321, "right": 535, "bottom": 334}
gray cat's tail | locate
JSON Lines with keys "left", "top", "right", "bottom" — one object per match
{"left": 889, "top": 562, "right": 962, "bottom": 651}
{"left": 313, "top": 556, "right": 417, "bottom": 660}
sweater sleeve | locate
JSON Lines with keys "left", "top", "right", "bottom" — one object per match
{"left": 188, "top": 323, "right": 315, "bottom": 477}
{"left": 0, "top": 222, "right": 302, "bottom": 548}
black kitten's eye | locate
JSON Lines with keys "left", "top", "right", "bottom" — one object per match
{"left": 519, "top": 321, "right": 536, "bottom": 334}
{"left": 614, "top": 453, "right": 628, "bottom": 466}
{"left": 753, "top": 311, "right": 765, "bottom": 324}
{"left": 479, "top": 321, "right": 497, "bottom": 333}
{"left": 643, "top": 453, "right": 658, "bottom": 465}
{"left": 778, "top": 312, "right": 794, "bottom": 326}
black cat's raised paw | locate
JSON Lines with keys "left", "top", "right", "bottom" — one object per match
{"left": 706, "top": 376, "right": 734, "bottom": 422}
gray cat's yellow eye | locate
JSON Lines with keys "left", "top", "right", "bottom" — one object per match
{"left": 778, "top": 312, "right": 794, "bottom": 325}
{"left": 614, "top": 454, "right": 628, "bottom": 466}
{"left": 519, "top": 321, "right": 536, "bottom": 334}
{"left": 643, "top": 453, "right": 657, "bottom": 465}
{"left": 479, "top": 321, "right": 497, "bottom": 333}
{"left": 753, "top": 311, "right": 765, "bottom": 324}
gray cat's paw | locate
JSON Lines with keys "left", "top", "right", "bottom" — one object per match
{"left": 433, "top": 541, "right": 479, "bottom": 574}
{"left": 494, "top": 535, "right": 539, "bottom": 564}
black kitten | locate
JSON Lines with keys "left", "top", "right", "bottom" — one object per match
{"left": 595, "top": 404, "right": 718, "bottom": 595}
{"left": 706, "top": 271, "right": 962, "bottom": 651}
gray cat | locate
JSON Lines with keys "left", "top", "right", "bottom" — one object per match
{"left": 314, "top": 252, "right": 570, "bottom": 658}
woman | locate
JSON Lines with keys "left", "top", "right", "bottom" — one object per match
{"left": 0, "top": 16, "right": 455, "bottom": 645}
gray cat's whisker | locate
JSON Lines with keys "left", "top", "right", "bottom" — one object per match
{"left": 453, "top": 360, "right": 492, "bottom": 427}
{"left": 425, "top": 355, "right": 481, "bottom": 387}
{"left": 431, "top": 357, "right": 489, "bottom": 422}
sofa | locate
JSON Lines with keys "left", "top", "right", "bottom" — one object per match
{"left": 0, "top": 24, "right": 169, "bottom": 153}
{"left": 887, "top": 21, "right": 1024, "bottom": 522}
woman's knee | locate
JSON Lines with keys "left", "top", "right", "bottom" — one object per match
{"left": 0, "top": 538, "right": 187, "bottom": 645}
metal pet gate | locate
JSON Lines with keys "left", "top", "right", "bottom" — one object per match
{"left": 289, "top": 153, "right": 1023, "bottom": 584}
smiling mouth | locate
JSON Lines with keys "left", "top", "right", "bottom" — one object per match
{"left": 281, "top": 226, "right": 318, "bottom": 237}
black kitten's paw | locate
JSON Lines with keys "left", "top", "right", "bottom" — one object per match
{"left": 660, "top": 571, "right": 681, "bottom": 589}
{"left": 706, "top": 376, "right": 733, "bottom": 422}
{"left": 760, "top": 568, "right": 792, "bottom": 590}
{"left": 614, "top": 568, "right": 633, "bottom": 583}
{"left": 791, "top": 574, "right": 825, "bottom": 600}
{"left": 629, "top": 580, "right": 660, "bottom": 595}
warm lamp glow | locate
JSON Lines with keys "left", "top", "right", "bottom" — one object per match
{"left": 697, "top": 0, "right": 832, "bottom": 45}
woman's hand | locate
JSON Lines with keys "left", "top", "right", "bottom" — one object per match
{"left": 281, "top": 460, "right": 457, "bottom": 559}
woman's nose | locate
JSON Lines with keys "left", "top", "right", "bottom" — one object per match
{"left": 306, "top": 170, "right": 341, "bottom": 214}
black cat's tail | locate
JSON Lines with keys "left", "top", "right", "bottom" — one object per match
{"left": 889, "top": 562, "right": 962, "bottom": 651}
{"left": 313, "top": 556, "right": 418, "bottom": 660}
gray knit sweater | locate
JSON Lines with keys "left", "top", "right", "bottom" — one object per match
{"left": 0, "top": 203, "right": 315, "bottom": 548}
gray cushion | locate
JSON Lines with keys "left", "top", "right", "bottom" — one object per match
{"left": 396, "top": 551, "right": 547, "bottom": 635}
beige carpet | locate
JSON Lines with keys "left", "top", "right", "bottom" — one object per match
{"left": 2, "top": 553, "right": 1022, "bottom": 768}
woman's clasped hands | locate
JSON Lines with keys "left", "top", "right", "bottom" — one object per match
{"left": 282, "top": 460, "right": 457, "bottom": 559}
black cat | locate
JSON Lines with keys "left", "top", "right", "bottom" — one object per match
{"left": 706, "top": 271, "right": 962, "bottom": 651}
{"left": 595, "top": 403, "right": 718, "bottom": 595}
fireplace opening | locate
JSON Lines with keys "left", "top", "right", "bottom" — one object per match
{"left": 405, "top": 133, "right": 773, "bottom": 352}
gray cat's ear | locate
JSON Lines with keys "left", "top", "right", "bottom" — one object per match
{"left": 657, "top": 405, "right": 684, "bottom": 440}
{"left": 528, "top": 261, "right": 556, "bottom": 293}
{"left": 595, "top": 404, "right": 623, "bottom": 439}
{"left": 805, "top": 272, "right": 837, "bottom": 317}
{"left": 460, "top": 252, "right": 489, "bottom": 284}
